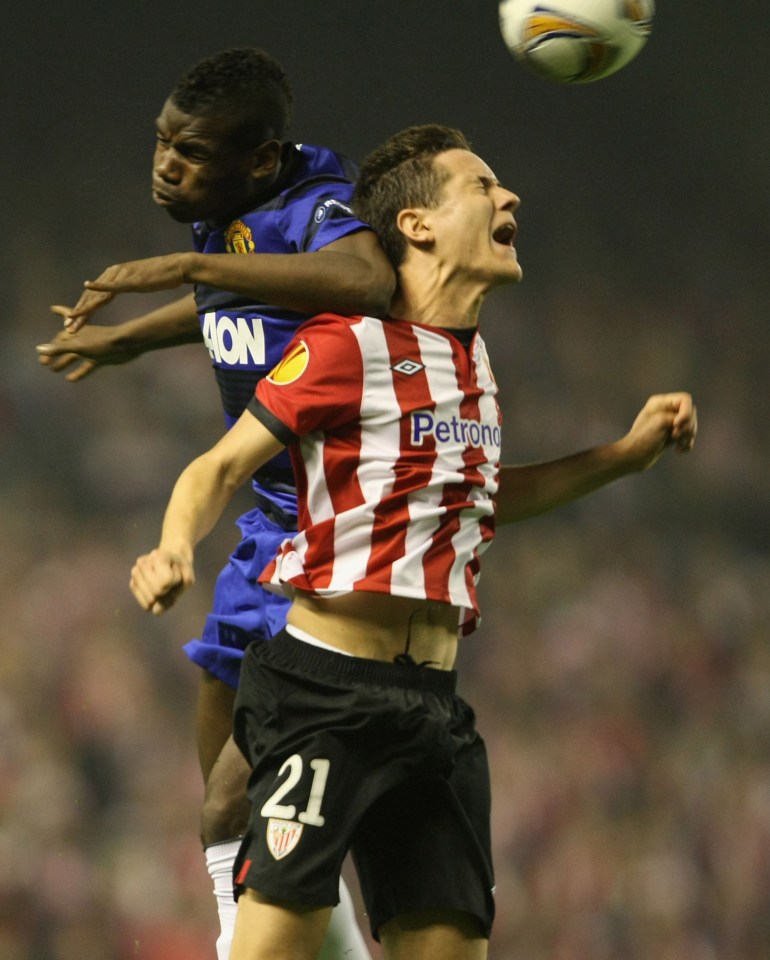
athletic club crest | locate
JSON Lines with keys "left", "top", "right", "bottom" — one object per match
{"left": 225, "top": 219, "right": 256, "bottom": 254}
{"left": 266, "top": 818, "right": 304, "bottom": 860}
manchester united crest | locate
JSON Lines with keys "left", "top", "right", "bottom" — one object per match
{"left": 266, "top": 818, "right": 304, "bottom": 860}
{"left": 225, "top": 219, "right": 256, "bottom": 254}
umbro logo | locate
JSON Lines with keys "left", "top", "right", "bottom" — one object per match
{"left": 391, "top": 358, "right": 425, "bottom": 376}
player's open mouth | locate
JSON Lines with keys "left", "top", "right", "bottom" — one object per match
{"left": 153, "top": 187, "right": 179, "bottom": 205}
{"left": 492, "top": 222, "right": 516, "bottom": 246}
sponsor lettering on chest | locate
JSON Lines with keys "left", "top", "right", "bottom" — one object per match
{"left": 202, "top": 312, "right": 266, "bottom": 365}
{"left": 411, "top": 409, "right": 501, "bottom": 451}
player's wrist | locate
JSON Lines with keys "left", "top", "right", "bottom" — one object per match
{"left": 179, "top": 251, "right": 203, "bottom": 285}
{"left": 157, "top": 540, "right": 195, "bottom": 570}
{"left": 607, "top": 437, "right": 645, "bottom": 475}
{"left": 108, "top": 321, "right": 149, "bottom": 356}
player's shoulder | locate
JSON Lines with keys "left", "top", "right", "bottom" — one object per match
{"left": 297, "top": 314, "right": 400, "bottom": 369}
{"left": 291, "top": 143, "right": 359, "bottom": 183}
{"left": 274, "top": 144, "right": 358, "bottom": 205}
{"left": 296, "top": 311, "right": 366, "bottom": 339}
{"left": 267, "top": 313, "right": 367, "bottom": 388}
{"left": 230, "top": 145, "right": 358, "bottom": 234}
{"left": 293, "top": 312, "right": 373, "bottom": 355}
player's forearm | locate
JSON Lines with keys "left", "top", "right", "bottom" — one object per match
{"left": 157, "top": 412, "right": 285, "bottom": 560}
{"left": 157, "top": 454, "right": 242, "bottom": 563}
{"left": 497, "top": 391, "right": 698, "bottom": 524}
{"left": 180, "top": 251, "right": 392, "bottom": 316}
{"left": 495, "top": 442, "right": 634, "bottom": 524}
{"left": 111, "top": 292, "right": 201, "bottom": 353}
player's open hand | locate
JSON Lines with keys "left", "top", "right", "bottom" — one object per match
{"left": 36, "top": 310, "right": 141, "bottom": 381}
{"left": 619, "top": 392, "right": 698, "bottom": 471}
{"left": 59, "top": 254, "right": 190, "bottom": 333}
{"left": 130, "top": 548, "right": 195, "bottom": 615}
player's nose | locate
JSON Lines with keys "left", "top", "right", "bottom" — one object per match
{"left": 154, "top": 146, "right": 183, "bottom": 182}
{"left": 496, "top": 185, "right": 520, "bottom": 211}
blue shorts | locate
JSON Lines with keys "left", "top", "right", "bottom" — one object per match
{"left": 183, "top": 504, "right": 294, "bottom": 689}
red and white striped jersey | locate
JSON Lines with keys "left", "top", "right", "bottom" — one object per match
{"left": 249, "top": 313, "right": 502, "bottom": 634}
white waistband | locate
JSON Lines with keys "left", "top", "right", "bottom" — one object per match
{"left": 285, "top": 623, "right": 354, "bottom": 656}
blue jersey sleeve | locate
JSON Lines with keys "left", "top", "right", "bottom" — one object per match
{"left": 272, "top": 180, "right": 367, "bottom": 253}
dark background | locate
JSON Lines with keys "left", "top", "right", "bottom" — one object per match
{"left": 2, "top": 3, "right": 769, "bottom": 958}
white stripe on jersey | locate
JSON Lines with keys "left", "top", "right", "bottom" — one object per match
{"left": 300, "top": 430, "right": 334, "bottom": 523}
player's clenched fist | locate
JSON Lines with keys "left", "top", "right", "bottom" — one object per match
{"left": 130, "top": 548, "right": 195, "bottom": 615}
{"left": 620, "top": 392, "right": 698, "bottom": 472}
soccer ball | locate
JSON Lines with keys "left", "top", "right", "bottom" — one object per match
{"left": 499, "top": 0, "right": 655, "bottom": 84}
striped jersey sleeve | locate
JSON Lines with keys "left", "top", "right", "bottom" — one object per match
{"left": 251, "top": 313, "right": 502, "bottom": 634}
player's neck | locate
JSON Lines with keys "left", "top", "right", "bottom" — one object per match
{"left": 390, "top": 266, "right": 485, "bottom": 329}
{"left": 390, "top": 289, "right": 484, "bottom": 328}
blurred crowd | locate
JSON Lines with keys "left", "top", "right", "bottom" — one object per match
{"left": 2, "top": 260, "right": 768, "bottom": 960}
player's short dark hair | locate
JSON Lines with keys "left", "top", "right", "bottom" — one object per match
{"left": 352, "top": 124, "right": 473, "bottom": 268}
{"left": 170, "top": 48, "right": 294, "bottom": 148}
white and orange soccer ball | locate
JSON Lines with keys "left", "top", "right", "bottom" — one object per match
{"left": 499, "top": 0, "right": 655, "bottom": 84}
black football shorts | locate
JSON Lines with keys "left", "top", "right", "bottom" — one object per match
{"left": 232, "top": 630, "right": 495, "bottom": 939}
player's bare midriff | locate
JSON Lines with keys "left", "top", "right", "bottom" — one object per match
{"left": 287, "top": 590, "right": 461, "bottom": 670}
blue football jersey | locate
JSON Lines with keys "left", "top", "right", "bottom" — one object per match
{"left": 191, "top": 143, "right": 369, "bottom": 499}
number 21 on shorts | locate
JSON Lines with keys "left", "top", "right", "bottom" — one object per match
{"left": 261, "top": 754, "right": 331, "bottom": 826}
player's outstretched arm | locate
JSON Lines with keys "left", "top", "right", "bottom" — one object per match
{"left": 495, "top": 392, "right": 697, "bottom": 525}
{"left": 36, "top": 293, "right": 201, "bottom": 382}
{"left": 186, "top": 231, "right": 396, "bottom": 317}
{"left": 130, "top": 410, "right": 285, "bottom": 616}
{"left": 53, "top": 257, "right": 196, "bottom": 334}
{"left": 62, "top": 231, "right": 395, "bottom": 335}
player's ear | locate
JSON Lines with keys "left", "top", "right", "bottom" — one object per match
{"left": 396, "top": 207, "right": 434, "bottom": 248}
{"left": 251, "top": 139, "right": 282, "bottom": 177}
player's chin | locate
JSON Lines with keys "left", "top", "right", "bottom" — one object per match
{"left": 153, "top": 197, "right": 196, "bottom": 223}
{"left": 493, "top": 253, "right": 523, "bottom": 284}
{"left": 491, "top": 242, "right": 522, "bottom": 271}
{"left": 162, "top": 206, "right": 197, "bottom": 224}
{"left": 507, "top": 259, "right": 524, "bottom": 283}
